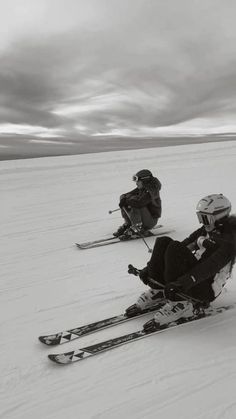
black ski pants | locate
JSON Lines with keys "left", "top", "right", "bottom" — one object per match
{"left": 121, "top": 207, "right": 158, "bottom": 230}
{"left": 147, "top": 236, "right": 215, "bottom": 303}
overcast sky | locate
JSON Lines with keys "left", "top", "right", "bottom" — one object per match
{"left": 1, "top": 0, "right": 236, "bottom": 139}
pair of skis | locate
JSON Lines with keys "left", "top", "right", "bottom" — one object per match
{"left": 39, "top": 302, "right": 235, "bottom": 365}
{"left": 76, "top": 225, "right": 175, "bottom": 249}
{"left": 40, "top": 226, "right": 234, "bottom": 364}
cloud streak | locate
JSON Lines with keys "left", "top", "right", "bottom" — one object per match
{"left": 1, "top": 0, "right": 236, "bottom": 139}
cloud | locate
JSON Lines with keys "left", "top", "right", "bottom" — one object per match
{"left": 1, "top": 0, "right": 236, "bottom": 138}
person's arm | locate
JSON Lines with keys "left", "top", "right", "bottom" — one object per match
{"left": 126, "top": 190, "right": 151, "bottom": 208}
{"left": 119, "top": 188, "right": 138, "bottom": 207}
{"left": 175, "top": 241, "right": 233, "bottom": 291}
{"left": 181, "top": 226, "right": 206, "bottom": 247}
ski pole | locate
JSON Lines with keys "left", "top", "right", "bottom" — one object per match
{"left": 123, "top": 207, "right": 153, "bottom": 253}
{"left": 127, "top": 264, "right": 203, "bottom": 304}
{"left": 108, "top": 208, "right": 120, "bottom": 214}
{"left": 131, "top": 224, "right": 153, "bottom": 253}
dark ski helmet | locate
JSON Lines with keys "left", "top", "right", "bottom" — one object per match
{"left": 196, "top": 194, "right": 231, "bottom": 226}
{"left": 132, "top": 169, "right": 153, "bottom": 182}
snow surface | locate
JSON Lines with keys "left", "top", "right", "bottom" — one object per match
{"left": 1, "top": 140, "right": 236, "bottom": 419}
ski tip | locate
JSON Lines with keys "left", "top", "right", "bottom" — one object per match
{"left": 48, "top": 352, "right": 74, "bottom": 365}
{"left": 75, "top": 243, "right": 90, "bottom": 249}
{"left": 38, "top": 336, "right": 47, "bottom": 344}
{"left": 48, "top": 354, "right": 61, "bottom": 364}
{"left": 38, "top": 335, "right": 61, "bottom": 346}
{"left": 75, "top": 242, "right": 85, "bottom": 247}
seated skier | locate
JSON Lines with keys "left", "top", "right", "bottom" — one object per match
{"left": 113, "top": 169, "right": 162, "bottom": 240}
{"left": 127, "top": 194, "right": 236, "bottom": 331}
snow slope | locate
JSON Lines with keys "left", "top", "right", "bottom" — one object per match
{"left": 1, "top": 141, "right": 236, "bottom": 419}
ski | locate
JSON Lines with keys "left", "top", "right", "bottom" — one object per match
{"left": 76, "top": 224, "right": 164, "bottom": 248}
{"left": 48, "top": 304, "right": 234, "bottom": 365}
{"left": 38, "top": 303, "right": 165, "bottom": 346}
{"left": 77, "top": 236, "right": 118, "bottom": 248}
{"left": 76, "top": 226, "right": 174, "bottom": 249}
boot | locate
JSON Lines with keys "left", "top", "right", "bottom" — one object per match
{"left": 119, "top": 225, "right": 152, "bottom": 241}
{"left": 125, "top": 304, "right": 143, "bottom": 317}
{"left": 119, "top": 226, "right": 139, "bottom": 240}
{"left": 113, "top": 223, "right": 129, "bottom": 237}
{"left": 125, "top": 289, "right": 165, "bottom": 318}
{"left": 125, "top": 290, "right": 165, "bottom": 318}
{"left": 143, "top": 300, "right": 196, "bottom": 332}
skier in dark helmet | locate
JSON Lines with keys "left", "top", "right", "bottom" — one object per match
{"left": 126, "top": 194, "right": 236, "bottom": 331}
{"left": 113, "top": 169, "right": 162, "bottom": 240}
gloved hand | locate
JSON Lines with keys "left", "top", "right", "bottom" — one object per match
{"left": 127, "top": 264, "right": 139, "bottom": 276}
{"left": 197, "top": 236, "right": 216, "bottom": 250}
{"left": 165, "top": 274, "right": 197, "bottom": 299}
{"left": 177, "top": 274, "right": 197, "bottom": 291}
{"left": 164, "top": 282, "right": 182, "bottom": 300}
{"left": 128, "top": 264, "right": 151, "bottom": 286}
{"left": 119, "top": 196, "right": 127, "bottom": 208}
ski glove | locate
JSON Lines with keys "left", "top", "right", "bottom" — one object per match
{"left": 119, "top": 197, "right": 127, "bottom": 208}
{"left": 164, "top": 282, "right": 182, "bottom": 300}
{"left": 176, "top": 274, "right": 197, "bottom": 291}
{"left": 197, "top": 237, "right": 216, "bottom": 250}
{"left": 164, "top": 274, "right": 198, "bottom": 299}
{"left": 165, "top": 274, "right": 197, "bottom": 296}
{"left": 127, "top": 264, "right": 150, "bottom": 285}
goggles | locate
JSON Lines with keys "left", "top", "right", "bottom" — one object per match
{"left": 197, "top": 212, "right": 215, "bottom": 226}
{"left": 132, "top": 175, "right": 151, "bottom": 182}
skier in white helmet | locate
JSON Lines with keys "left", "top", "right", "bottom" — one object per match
{"left": 113, "top": 169, "right": 162, "bottom": 240}
{"left": 127, "top": 194, "right": 236, "bottom": 331}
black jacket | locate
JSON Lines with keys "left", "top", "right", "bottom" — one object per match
{"left": 180, "top": 215, "right": 236, "bottom": 287}
{"left": 122, "top": 177, "right": 162, "bottom": 218}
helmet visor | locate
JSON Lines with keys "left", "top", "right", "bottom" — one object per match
{"left": 197, "top": 212, "right": 215, "bottom": 226}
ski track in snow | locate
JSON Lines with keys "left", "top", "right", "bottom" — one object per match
{"left": 1, "top": 141, "right": 236, "bottom": 419}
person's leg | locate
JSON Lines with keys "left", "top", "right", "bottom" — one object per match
{"left": 142, "top": 241, "right": 217, "bottom": 331}
{"left": 147, "top": 236, "right": 173, "bottom": 283}
{"left": 125, "top": 207, "right": 157, "bottom": 230}
{"left": 164, "top": 240, "right": 198, "bottom": 284}
{"left": 139, "top": 207, "right": 158, "bottom": 229}
{"left": 164, "top": 240, "right": 217, "bottom": 303}
{"left": 124, "top": 207, "right": 142, "bottom": 225}
{"left": 120, "top": 208, "right": 132, "bottom": 225}
{"left": 118, "top": 207, "right": 158, "bottom": 240}
{"left": 127, "top": 237, "right": 173, "bottom": 314}
{"left": 143, "top": 243, "right": 200, "bottom": 330}
{"left": 143, "top": 244, "right": 197, "bottom": 331}
{"left": 113, "top": 208, "right": 131, "bottom": 236}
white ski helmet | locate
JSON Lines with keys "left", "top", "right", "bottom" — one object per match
{"left": 196, "top": 194, "right": 231, "bottom": 226}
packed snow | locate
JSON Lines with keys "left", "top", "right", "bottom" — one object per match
{"left": 1, "top": 140, "right": 236, "bottom": 419}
